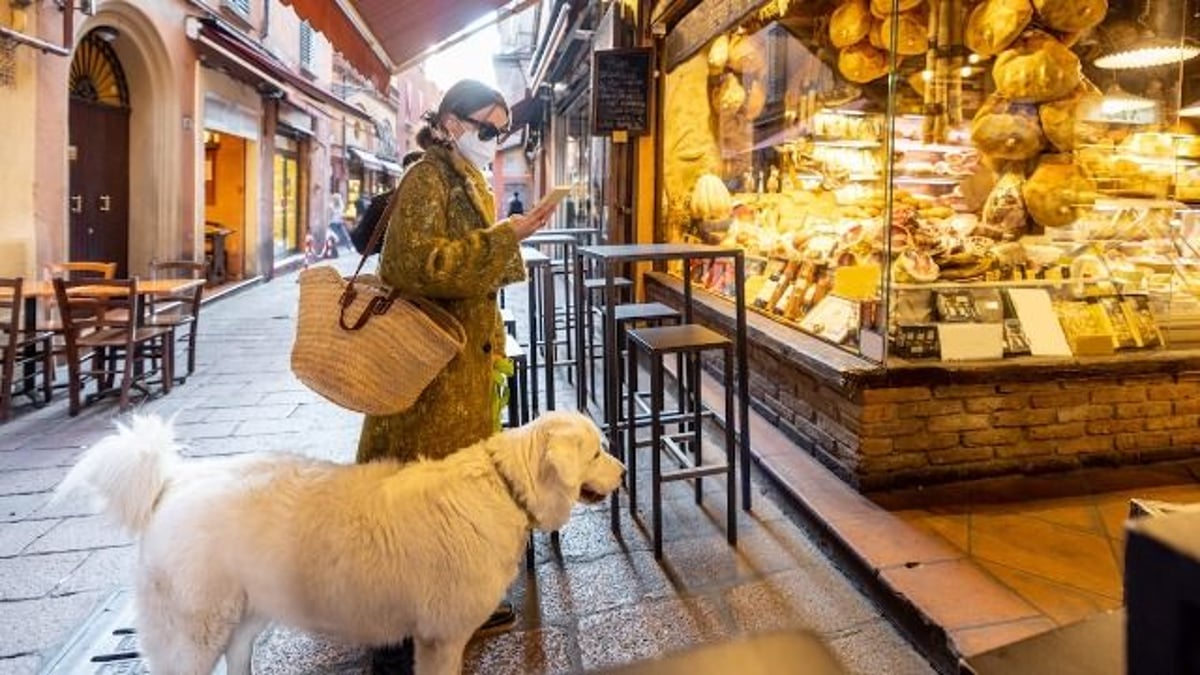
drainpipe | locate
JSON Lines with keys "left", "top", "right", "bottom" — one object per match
{"left": 260, "top": 0, "right": 270, "bottom": 40}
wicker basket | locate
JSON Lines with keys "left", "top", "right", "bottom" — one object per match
{"left": 291, "top": 265, "right": 467, "bottom": 415}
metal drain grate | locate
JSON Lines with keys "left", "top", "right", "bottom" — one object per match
{"left": 40, "top": 590, "right": 227, "bottom": 675}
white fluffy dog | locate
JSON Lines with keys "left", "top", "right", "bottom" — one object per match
{"left": 56, "top": 410, "right": 624, "bottom": 675}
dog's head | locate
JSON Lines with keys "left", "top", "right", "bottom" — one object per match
{"left": 512, "top": 410, "right": 624, "bottom": 531}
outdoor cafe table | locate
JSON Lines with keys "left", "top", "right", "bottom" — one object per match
{"left": 518, "top": 246, "right": 556, "bottom": 414}
{"left": 537, "top": 226, "right": 601, "bottom": 244}
{"left": 524, "top": 231, "right": 586, "bottom": 380}
{"left": 572, "top": 243, "right": 752, "bottom": 529}
{"left": 3, "top": 278, "right": 206, "bottom": 397}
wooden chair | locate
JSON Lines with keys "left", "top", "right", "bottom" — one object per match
{"left": 0, "top": 278, "right": 54, "bottom": 422}
{"left": 147, "top": 260, "right": 206, "bottom": 381}
{"left": 52, "top": 277, "right": 175, "bottom": 415}
{"left": 45, "top": 261, "right": 118, "bottom": 280}
{"left": 40, "top": 261, "right": 120, "bottom": 360}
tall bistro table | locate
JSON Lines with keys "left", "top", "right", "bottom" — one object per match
{"left": 572, "top": 243, "right": 752, "bottom": 530}
{"left": 518, "top": 246, "right": 556, "bottom": 413}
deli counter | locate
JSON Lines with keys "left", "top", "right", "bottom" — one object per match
{"left": 646, "top": 0, "right": 1200, "bottom": 488}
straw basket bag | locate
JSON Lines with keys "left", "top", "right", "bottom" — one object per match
{"left": 290, "top": 194, "right": 467, "bottom": 415}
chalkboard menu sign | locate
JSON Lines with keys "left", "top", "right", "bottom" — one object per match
{"left": 591, "top": 48, "right": 652, "bottom": 136}
{"left": 664, "top": 0, "right": 761, "bottom": 70}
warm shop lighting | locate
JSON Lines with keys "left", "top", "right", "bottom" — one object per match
{"left": 1095, "top": 37, "right": 1200, "bottom": 69}
{"left": 1100, "top": 84, "right": 1158, "bottom": 115}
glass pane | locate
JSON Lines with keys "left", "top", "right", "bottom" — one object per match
{"left": 661, "top": 11, "right": 891, "bottom": 361}
{"left": 659, "top": 0, "right": 1200, "bottom": 362}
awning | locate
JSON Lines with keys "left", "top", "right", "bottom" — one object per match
{"left": 507, "top": 92, "right": 545, "bottom": 134}
{"left": 284, "top": 0, "right": 523, "bottom": 76}
{"left": 189, "top": 17, "right": 286, "bottom": 99}
{"left": 380, "top": 160, "right": 404, "bottom": 177}
{"left": 348, "top": 147, "right": 384, "bottom": 171}
{"left": 354, "top": 0, "right": 517, "bottom": 71}
{"left": 278, "top": 0, "right": 391, "bottom": 93}
{"left": 189, "top": 17, "right": 374, "bottom": 125}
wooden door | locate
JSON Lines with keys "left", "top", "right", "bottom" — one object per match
{"left": 69, "top": 99, "right": 130, "bottom": 276}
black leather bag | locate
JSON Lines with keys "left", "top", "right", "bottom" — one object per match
{"left": 350, "top": 190, "right": 394, "bottom": 256}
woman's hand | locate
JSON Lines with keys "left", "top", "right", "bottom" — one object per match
{"left": 510, "top": 198, "right": 558, "bottom": 240}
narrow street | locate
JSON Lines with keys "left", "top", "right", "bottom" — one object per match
{"left": 0, "top": 259, "right": 935, "bottom": 674}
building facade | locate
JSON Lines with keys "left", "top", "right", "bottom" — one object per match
{"left": 0, "top": 0, "right": 434, "bottom": 284}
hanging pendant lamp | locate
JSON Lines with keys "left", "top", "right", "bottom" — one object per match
{"left": 1094, "top": 0, "right": 1200, "bottom": 69}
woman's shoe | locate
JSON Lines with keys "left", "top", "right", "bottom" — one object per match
{"left": 476, "top": 598, "right": 517, "bottom": 635}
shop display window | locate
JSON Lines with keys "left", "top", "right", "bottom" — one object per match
{"left": 659, "top": 0, "right": 1200, "bottom": 364}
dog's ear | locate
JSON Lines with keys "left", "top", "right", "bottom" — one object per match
{"left": 540, "top": 424, "right": 586, "bottom": 490}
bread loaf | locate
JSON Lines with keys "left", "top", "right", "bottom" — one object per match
{"left": 838, "top": 42, "right": 890, "bottom": 83}
{"left": 881, "top": 9, "right": 929, "bottom": 55}
{"left": 965, "top": 0, "right": 1033, "bottom": 56}
{"left": 831, "top": 0, "right": 872, "bottom": 48}
{"left": 970, "top": 95, "right": 1046, "bottom": 160}
{"left": 1032, "top": 0, "right": 1107, "bottom": 33}
{"left": 1039, "top": 81, "right": 1105, "bottom": 151}
{"left": 993, "top": 30, "right": 1081, "bottom": 103}
{"left": 1023, "top": 154, "right": 1096, "bottom": 228}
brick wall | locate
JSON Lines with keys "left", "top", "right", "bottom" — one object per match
{"left": 646, "top": 273, "right": 1200, "bottom": 490}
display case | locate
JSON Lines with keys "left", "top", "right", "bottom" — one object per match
{"left": 657, "top": 0, "right": 1200, "bottom": 365}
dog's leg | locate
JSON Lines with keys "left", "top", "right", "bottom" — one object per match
{"left": 136, "top": 571, "right": 241, "bottom": 675}
{"left": 224, "top": 615, "right": 269, "bottom": 675}
{"left": 413, "top": 635, "right": 470, "bottom": 675}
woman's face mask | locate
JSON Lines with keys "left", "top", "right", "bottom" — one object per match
{"left": 454, "top": 112, "right": 505, "bottom": 169}
{"left": 456, "top": 132, "right": 497, "bottom": 169}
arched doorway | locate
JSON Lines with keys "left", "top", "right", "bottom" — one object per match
{"left": 68, "top": 31, "right": 130, "bottom": 275}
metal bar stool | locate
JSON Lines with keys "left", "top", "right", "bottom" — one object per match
{"left": 612, "top": 302, "right": 683, "bottom": 427}
{"left": 526, "top": 233, "right": 579, "bottom": 381}
{"left": 500, "top": 307, "right": 517, "bottom": 339}
{"left": 503, "top": 333, "right": 530, "bottom": 431}
{"left": 625, "top": 324, "right": 737, "bottom": 559}
{"left": 583, "top": 276, "right": 633, "bottom": 403}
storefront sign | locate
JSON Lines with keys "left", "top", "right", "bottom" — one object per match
{"left": 664, "top": 0, "right": 761, "bottom": 71}
{"left": 591, "top": 48, "right": 653, "bottom": 136}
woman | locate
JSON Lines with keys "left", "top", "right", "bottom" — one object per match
{"left": 358, "top": 80, "right": 554, "bottom": 674}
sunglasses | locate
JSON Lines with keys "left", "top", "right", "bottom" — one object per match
{"left": 460, "top": 116, "right": 508, "bottom": 142}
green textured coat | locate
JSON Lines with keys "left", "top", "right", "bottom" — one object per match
{"left": 357, "top": 145, "right": 525, "bottom": 465}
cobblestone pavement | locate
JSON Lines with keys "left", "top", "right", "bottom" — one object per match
{"left": 0, "top": 255, "right": 936, "bottom": 675}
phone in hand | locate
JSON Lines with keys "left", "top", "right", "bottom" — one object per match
{"left": 534, "top": 185, "right": 572, "bottom": 211}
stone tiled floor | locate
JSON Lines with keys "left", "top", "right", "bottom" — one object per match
{"left": 0, "top": 254, "right": 935, "bottom": 674}
{"left": 737, "top": 397, "right": 1200, "bottom": 667}
{"left": 876, "top": 463, "right": 1200, "bottom": 633}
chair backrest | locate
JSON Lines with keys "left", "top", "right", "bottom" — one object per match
{"left": 52, "top": 277, "right": 140, "bottom": 354}
{"left": 149, "top": 261, "right": 206, "bottom": 279}
{"left": 0, "top": 277, "right": 22, "bottom": 363}
{"left": 46, "top": 262, "right": 117, "bottom": 281}
{"left": 149, "top": 260, "right": 206, "bottom": 315}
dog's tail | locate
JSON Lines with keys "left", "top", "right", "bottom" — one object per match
{"left": 55, "top": 414, "right": 180, "bottom": 534}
